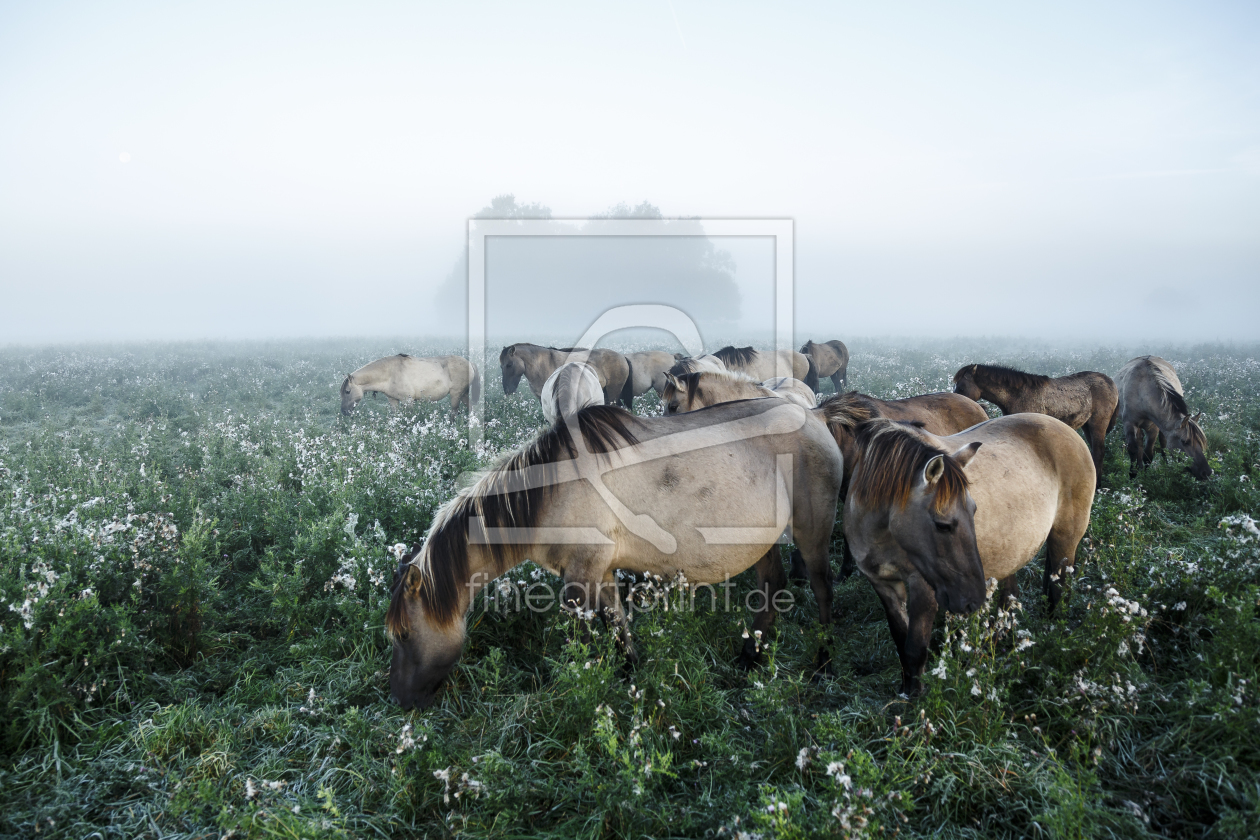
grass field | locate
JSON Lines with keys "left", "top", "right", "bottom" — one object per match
{"left": 1, "top": 338, "right": 1258, "bottom": 839}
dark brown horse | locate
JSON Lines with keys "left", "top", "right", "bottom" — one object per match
{"left": 799, "top": 340, "right": 849, "bottom": 393}
{"left": 952, "top": 364, "right": 1118, "bottom": 482}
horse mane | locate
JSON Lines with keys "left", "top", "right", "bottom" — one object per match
{"left": 669, "top": 357, "right": 710, "bottom": 376}
{"left": 670, "top": 370, "right": 759, "bottom": 404}
{"left": 1145, "top": 359, "right": 1191, "bottom": 417}
{"left": 713, "top": 345, "right": 758, "bottom": 368}
{"left": 954, "top": 363, "right": 1050, "bottom": 390}
{"left": 550, "top": 346, "right": 589, "bottom": 353}
{"left": 798, "top": 340, "right": 814, "bottom": 355}
{"left": 849, "top": 420, "right": 969, "bottom": 514}
{"left": 397, "top": 353, "right": 411, "bottom": 358}
{"left": 817, "top": 391, "right": 878, "bottom": 429}
{"left": 385, "top": 405, "right": 639, "bottom": 635}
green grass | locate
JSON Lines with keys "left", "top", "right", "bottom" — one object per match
{"left": 1, "top": 338, "right": 1258, "bottom": 838}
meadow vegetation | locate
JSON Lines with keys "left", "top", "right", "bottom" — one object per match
{"left": 1, "top": 338, "right": 1258, "bottom": 839}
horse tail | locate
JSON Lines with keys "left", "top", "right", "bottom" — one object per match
{"left": 803, "top": 354, "right": 819, "bottom": 392}
{"left": 469, "top": 362, "right": 482, "bottom": 406}
{"left": 620, "top": 357, "right": 636, "bottom": 411}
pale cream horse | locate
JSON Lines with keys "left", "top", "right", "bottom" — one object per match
{"left": 341, "top": 354, "right": 480, "bottom": 415}
{"left": 385, "top": 401, "right": 843, "bottom": 709}
{"left": 539, "top": 362, "right": 604, "bottom": 425}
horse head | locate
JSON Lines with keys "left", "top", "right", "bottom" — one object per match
{"left": 952, "top": 365, "right": 983, "bottom": 402}
{"left": 1174, "top": 413, "right": 1212, "bottom": 480}
{"left": 500, "top": 345, "right": 526, "bottom": 395}
{"left": 340, "top": 375, "right": 364, "bottom": 415}
{"left": 387, "top": 552, "right": 468, "bottom": 710}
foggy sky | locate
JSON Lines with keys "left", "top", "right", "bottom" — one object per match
{"left": 1, "top": 2, "right": 1257, "bottom": 346}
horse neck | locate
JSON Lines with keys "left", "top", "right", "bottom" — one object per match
{"left": 975, "top": 374, "right": 1018, "bottom": 413}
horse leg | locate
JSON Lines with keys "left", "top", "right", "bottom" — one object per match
{"left": 596, "top": 575, "right": 638, "bottom": 665}
{"left": 1082, "top": 417, "right": 1105, "bottom": 484}
{"left": 387, "top": 396, "right": 400, "bottom": 411}
{"left": 830, "top": 371, "right": 844, "bottom": 393}
{"left": 998, "top": 575, "right": 1018, "bottom": 603}
{"left": 786, "top": 547, "right": 808, "bottom": 583}
{"left": 796, "top": 528, "right": 837, "bottom": 674}
{"left": 873, "top": 576, "right": 936, "bottom": 697}
{"left": 1044, "top": 522, "right": 1085, "bottom": 615}
{"left": 1157, "top": 429, "right": 1169, "bottom": 464}
{"left": 1124, "top": 421, "right": 1142, "bottom": 478}
{"left": 737, "top": 546, "right": 788, "bottom": 670}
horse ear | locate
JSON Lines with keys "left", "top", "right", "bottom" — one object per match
{"left": 921, "top": 454, "right": 946, "bottom": 487}
{"left": 663, "top": 373, "right": 681, "bottom": 391}
{"left": 1192, "top": 412, "right": 1205, "bottom": 423}
{"left": 508, "top": 346, "right": 516, "bottom": 356}
{"left": 402, "top": 563, "right": 423, "bottom": 594}
{"left": 950, "top": 441, "right": 982, "bottom": 469}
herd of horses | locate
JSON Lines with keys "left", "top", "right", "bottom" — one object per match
{"left": 339, "top": 344, "right": 1212, "bottom": 709}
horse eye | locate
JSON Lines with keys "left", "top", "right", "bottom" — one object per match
{"left": 400, "top": 630, "right": 409, "bottom": 641}
{"left": 934, "top": 521, "right": 955, "bottom": 534}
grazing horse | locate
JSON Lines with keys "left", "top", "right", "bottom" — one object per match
{"left": 661, "top": 370, "right": 815, "bottom": 414}
{"left": 712, "top": 345, "right": 814, "bottom": 384}
{"left": 540, "top": 363, "right": 604, "bottom": 426}
{"left": 386, "top": 402, "right": 843, "bottom": 709}
{"left": 1115, "top": 356, "right": 1211, "bottom": 481}
{"left": 812, "top": 391, "right": 991, "bottom": 579}
{"left": 341, "top": 354, "right": 480, "bottom": 415}
{"left": 500, "top": 344, "right": 633, "bottom": 409}
{"left": 799, "top": 340, "right": 850, "bottom": 392}
{"left": 668, "top": 354, "right": 727, "bottom": 375}
{"left": 625, "top": 350, "right": 682, "bottom": 398}
{"left": 952, "top": 364, "right": 1119, "bottom": 482}
{"left": 845, "top": 416, "right": 1095, "bottom": 696}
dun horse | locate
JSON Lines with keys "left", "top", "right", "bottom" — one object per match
{"left": 799, "top": 340, "right": 850, "bottom": 392}
{"left": 341, "top": 355, "right": 480, "bottom": 415}
{"left": 661, "top": 370, "right": 815, "bottom": 414}
{"left": 810, "top": 390, "right": 990, "bottom": 579}
{"left": 500, "top": 344, "right": 633, "bottom": 409}
{"left": 386, "top": 402, "right": 843, "bottom": 709}
{"left": 625, "top": 350, "right": 682, "bottom": 399}
{"left": 668, "top": 354, "right": 727, "bottom": 375}
{"left": 540, "top": 363, "right": 604, "bottom": 425}
{"left": 845, "top": 416, "right": 1095, "bottom": 696}
{"left": 712, "top": 345, "right": 814, "bottom": 384}
{"left": 952, "top": 364, "right": 1118, "bottom": 482}
{"left": 1115, "top": 356, "right": 1211, "bottom": 480}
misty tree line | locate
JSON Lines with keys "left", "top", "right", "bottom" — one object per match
{"left": 433, "top": 195, "right": 742, "bottom": 338}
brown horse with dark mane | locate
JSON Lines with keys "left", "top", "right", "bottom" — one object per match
{"left": 952, "top": 364, "right": 1118, "bottom": 482}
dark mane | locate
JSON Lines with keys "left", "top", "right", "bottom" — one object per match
{"left": 818, "top": 391, "right": 878, "bottom": 429}
{"left": 397, "top": 353, "right": 411, "bottom": 358}
{"left": 850, "top": 420, "right": 969, "bottom": 514}
{"left": 385, "top": 405, "right": 639, "bottom": 635}
{"left": 550, "top": 346, "right": 589, "bottom": 353}
{"left": 712, "top": 345, "right": 758, "bottom": 369}
{"left": 954, "top": 363, "right": 1050, "bottom": 390}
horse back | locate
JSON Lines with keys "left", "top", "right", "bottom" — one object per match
{"left": 876, "top": 392, "right": 989, "bottom": 436}
{"left": 943, "top": 414, "right": 1095, "bottom": 579}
